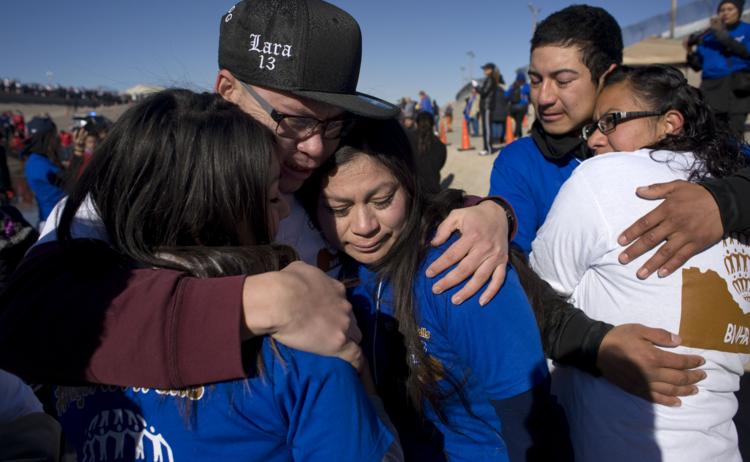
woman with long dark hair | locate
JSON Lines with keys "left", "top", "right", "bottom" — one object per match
{"left": 301, "top": 118, "right": 573, "bottom": 461}
{"left": 22, "top": 118, "right": 65, "bottom": 228}
{"left": 536, "top": 64, "right": 750, "bottom": 461}
{"left": 51, "top": 89, "right": 402, "bottom": 461}
{"left": 406, "top": 111, "right": 446, "bottom": 193}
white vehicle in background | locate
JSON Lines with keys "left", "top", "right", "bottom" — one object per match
{"left": 69, "top": 112, "right": 112, "bottom": 131}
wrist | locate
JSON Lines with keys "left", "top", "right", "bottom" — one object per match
{"left": 241, "top": 272, "right": 285, "bottom": 341}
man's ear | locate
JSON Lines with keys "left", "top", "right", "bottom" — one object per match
{"left": 597, "top": 63, "right": 619, "bottom": 91}
{"left": 215, "top": 70, "right": 241, "bottom": 104}
{"left": 663, "top": 109, "right": 685, "bottom": 136}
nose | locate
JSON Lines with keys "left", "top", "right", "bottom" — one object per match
{"left": 350, "top": 205, "right": 379, "bottom": 237}
{"left": 295, "top": 130, "right": 327, "bottom": 161}
{"left": 535, "top": 79, "right": 557, "bottom": 108}
{"left": 586, "top": 127, "right": 612, "bottom": 155}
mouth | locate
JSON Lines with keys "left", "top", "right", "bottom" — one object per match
{"left": 280, "top": 161, "right": 315, "bottom": 180}
{"left": 540, "top": 112, "right": 564, "bottom": 122}
{"left": 349, "top": 239, "right": 384, "bottom": 253}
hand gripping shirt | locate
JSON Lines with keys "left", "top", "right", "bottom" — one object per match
{"left": 53, "top": 338, "right": 393, "bottom": 462}
{"left": 348, "top": 234, "right": 548, "bottom": 462}
{"left": 531, "top": 149, "right": 750, "bottom": 462}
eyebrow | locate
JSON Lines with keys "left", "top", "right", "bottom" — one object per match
{"left": 322, "top": 182, "right": 398, "bottom": 203}
{"left": 528, "top": 68, "right": 580, "bottom": 78}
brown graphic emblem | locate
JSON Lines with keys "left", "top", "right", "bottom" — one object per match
{"left": 679, "top": 233, "right": 750, "bottom": 354}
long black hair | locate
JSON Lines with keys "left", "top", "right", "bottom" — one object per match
{"left": 301, "top": 118, "right": 556, "bottom": 433}
{"left": 57, "top": 89, "right": 298, "bottom": 419}
{"left": 415, "top": 111, "right": 434, "bottom": 158}
{"left": 602, "top": 65, "right": 750, "bottom": 181}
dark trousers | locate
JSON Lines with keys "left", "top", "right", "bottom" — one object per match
{"left": 510, "top": 105, "right": 528, "bottom": 139}
{"left": 481, "top": 109, "right": 492, "bottom": 151}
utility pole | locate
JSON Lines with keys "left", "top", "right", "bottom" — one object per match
{"left": 467, "top": 51, "right": 475, "bottom": 80}
{"left": 461, "top": 67, "right": 466, "bottom": 86}
{"left": 528, "top": 3, "right": 542, "bottom": 32}
{"left": 670, "top": 0, "right": 677, "bottom": 38}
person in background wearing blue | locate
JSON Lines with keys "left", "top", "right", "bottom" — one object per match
{"left": 419, "top": 91, "right": 434, "bottom": 116}
{"left": 505, "top": 73, "right": 530, "bottom": 140}
{"left": 302, "top": 118, "right": 573, "bottom": 462}
{"left": 467, "top": 90, "right": 481, "bottom": 136}
{"left": 53, "top": 89, "right": 402, "bottom": 462}
{"left": 22, "top": 118, "right": 66, "bottom": 230}
{"left": 686, "top": 0, "right": 750, "bottom": 133}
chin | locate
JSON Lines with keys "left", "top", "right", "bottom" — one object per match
{"left": 279, "top": 177, "right": 305, "bottom": 194}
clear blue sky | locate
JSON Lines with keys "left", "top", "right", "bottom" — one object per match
{"left": 1, "top": 0, "right": 681, "bottom": 106}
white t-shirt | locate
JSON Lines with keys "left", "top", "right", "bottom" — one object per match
{"left": 36, "top": 194, "right": 341, "bottom": 277}
{"left": 530, "top": 149, "right": 749, "bottom": 462}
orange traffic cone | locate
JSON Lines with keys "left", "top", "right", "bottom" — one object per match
{"left": 523, "top": 114, "right": 528, "bottom": 127}
{"left": 457, "top": 118, "right": 475, "bottom": 151}
{"left": 505, "top": 116, "right": 515, "bottom": 145}
{"left": 439, "top": 119, "right": 447, "bottom": 145}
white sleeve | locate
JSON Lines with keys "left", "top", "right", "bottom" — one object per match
{"left": 529, "top": 169, "right": 610, "bottom": 297}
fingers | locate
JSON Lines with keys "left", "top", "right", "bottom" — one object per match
{"left": 637, "top": 326, "right": 682, "bottom": 347}
{"left": 347, "top": 311, "right": 362, "bottom": 345}
{"left": 617, "top": 207, "right": 670, "bottom": 257}
{"left": 448, "top": 256, "right": 495, "bottom": 305}
{"left": 430, "top": 210, "right": 462, "bottom": 249}
{"left": 478, "top": 263, "right": 507, "bottom": 306}
{"left": 642, "top": 391, "right": 683, "bottom": 407}
{"left": 652, "top": 367, "right": 706, "bottom": 388}
{"left": 639, "top": 241, "right": 702, "bottom": 279}
{"left": 652, "top": 350, "right": 706, "bottom": 371}
{"left": 633, "top": 181, "right": 682, "bottom": 200}
{"left": 338, "top": 342, "right": 363, "bottom": 372}
{"left": 426, "top": 231, "right": 472, "bottom": 282}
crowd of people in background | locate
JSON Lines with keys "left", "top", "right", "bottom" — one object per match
{"left": 2, "top": 1, "right": 750, "bottom": 461}
{"left": 1, "top": 78, "right": 129, "bottom": 109}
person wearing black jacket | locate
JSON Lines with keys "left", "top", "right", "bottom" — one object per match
{"left": 492, "top": 88, "right": 509, "bottom": 145}
{"left": 475, "top": 63, "right": 499, "bottom": 155}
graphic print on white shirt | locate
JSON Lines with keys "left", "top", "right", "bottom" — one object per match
{"left": 679, "top": 232, "right": 750, "bottom": 353}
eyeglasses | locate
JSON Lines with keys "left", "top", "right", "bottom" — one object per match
{"left": 582, "top": 111, "right": 667, "bottom": 140}
{"left": 240, "top": 81, "right": 357, "bottom": 140}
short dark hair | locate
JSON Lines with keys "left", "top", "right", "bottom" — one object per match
{"left": 531, "top": 5, "right": 623, "bottom": 82}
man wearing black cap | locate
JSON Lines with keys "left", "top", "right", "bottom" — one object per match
{"left": 0, "top": 0, "right": 513, "bottom": 393}
{"left": 474, "top": 63, "right": 499, "bottom": 155}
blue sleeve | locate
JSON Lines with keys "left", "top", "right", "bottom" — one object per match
{"left": 437, "top": 265, "right": 548, "bottom": 400}
{"left": 489, "top": 376, "right": 574, "bottom": 462}
{"left": 504, "top": 88, "right": 511, "bottom": 98}
{"left": 489, "top": 146, "right": 539, "bottom": 255}
{"left": 271, "top": 346, "right": 393, "bottom": 462}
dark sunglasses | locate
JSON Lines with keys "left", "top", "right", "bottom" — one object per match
{"left": 240, "top": 81, "right": 357, "bottom": 140}
{"left": 582, "top": 111, "right": 667, "bottom": 140}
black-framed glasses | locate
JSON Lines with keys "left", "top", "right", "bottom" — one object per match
{"left": 582, "top": 111, "right": 667, "bottom": 140}
{"left": 240, "top": 81, "right": 357, "bottom": 140}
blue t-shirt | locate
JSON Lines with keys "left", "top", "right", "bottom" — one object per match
{"left": 24, "top": 153, "right": 64, "bottom": 221}
{"left": 348, "top": 235, "right": 548, "bottom": 462}
{"left": 489, "top": 137, "right": 581, "bottom": 254}
{"left": 53, "top": 338, "right": 393, "bottom": 462}
{"left": 695, "top": 22, "right": 750, "bottom": 80}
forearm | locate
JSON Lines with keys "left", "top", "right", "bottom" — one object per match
{"left": 489, "top": 376, "right": 573, "bottom": 462}
{"left": 0, "top": 240, "right": 247, "bottom": 388}
{"left": 701, "top": 166, "right": 750, "bottom": 233}
{"left": 687, "top": 51, "right": 703, "bottom": 72}
{"left": 510, "top": 250, "right": 613, "bottom": 375}
{"left": 712, "top": 29, "right": 750, "bottom": 59}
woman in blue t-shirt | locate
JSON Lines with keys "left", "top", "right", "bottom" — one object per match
{"left": 301, "top": 118, "right": 573, "bottom": 462}
{"left": 51, "top": 90, "right": 401, "bottom": 462}
{"left": 22, "top": 117, "right": 66, "bottom": 227}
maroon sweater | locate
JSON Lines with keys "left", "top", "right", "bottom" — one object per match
{"left": 0, "top": 239, "right": 247, "bottom": 388}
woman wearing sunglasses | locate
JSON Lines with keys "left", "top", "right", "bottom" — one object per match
{"left": 532, "top": 64, "right": 750, "bottom": 461}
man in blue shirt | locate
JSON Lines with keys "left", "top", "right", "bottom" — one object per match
{"left": 490, "top": 5, "right": 621, "bottom": 255}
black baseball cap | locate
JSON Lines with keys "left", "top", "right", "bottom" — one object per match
{"left": 219, "top": 0, "right": 400, "bottom": 119}
{"left": 481, "top": 62, "right": 496, "bottom": 70}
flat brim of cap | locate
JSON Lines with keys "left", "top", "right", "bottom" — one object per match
{"left": 291, "top": 89, "right": 400, "bottom": 119}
